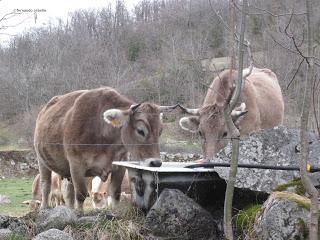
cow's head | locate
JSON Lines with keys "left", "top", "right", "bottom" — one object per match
{"left": 91, "top": 192, "right": 108, "bottom": 209}
{"left": 179, "top": 102, "right": 247, "bottom": 160}
{"left": 22, "top": 199, "right": 41, "bottom": 211}
{"left": 103, "top": 103, "right": 177, "bottom": 166}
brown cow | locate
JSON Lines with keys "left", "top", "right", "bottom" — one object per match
{"left": 23, "top": 172, "right": 64, "bottom": 210}
{"left": 90, "top": 171, "right": 130, "bottom": 209}
{"left": 179, "top": 67, "right": 284, "bottom": 160}
{"left": 34, "top": 87, "right": 176, "bottom": 211}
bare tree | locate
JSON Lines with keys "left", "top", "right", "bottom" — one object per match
{"left": 300, "top": 0, "right": 319, "bottom": 238}
{"left": 223, "top": 0, "right": 250, "bottom": 239}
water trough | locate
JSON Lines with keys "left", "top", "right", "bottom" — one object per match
{"left": 112, "top": 161, "right": 226, "bottom": 210}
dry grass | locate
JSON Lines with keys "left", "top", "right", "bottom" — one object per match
{"left": 66, "top": 201, "right": 146, "bottom": 240}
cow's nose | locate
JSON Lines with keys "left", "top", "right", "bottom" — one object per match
{"left": 144, "top": 158, "right": 162, "bottom": 167}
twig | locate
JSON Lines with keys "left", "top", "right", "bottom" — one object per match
{"left": 286, "top": 58, "right": 305, "bottom": 90}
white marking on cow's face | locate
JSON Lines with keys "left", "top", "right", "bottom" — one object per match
{"left": 103, "top": 109, "right": 129, "bottom": 128}
{"left": 160, "top": 113, "right": 163, "bottom": 122}
{"left": 92, "top": 192, "right": 108, "bottom": 209}
{"left": 179, "top": 116, "right": 200, "bottom": 133}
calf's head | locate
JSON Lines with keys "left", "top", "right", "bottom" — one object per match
{"left": 179, "top": 102, "right": 247, "bottom": 159}
{"left": 92, "top": 192, "right": 108, "bottom": 209}
{"left": 104, "top": 103, "right": 177, "bottom": 166}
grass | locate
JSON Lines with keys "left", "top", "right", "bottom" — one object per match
{"left": 0, "top": 177, "right": 33, "bottom": 216}
{"left": 0, "top": 177, "right": 146, "bottom": 239}
{"left": 273, "top": 178, "right": 306, "bottom": 195}
{"left": 0, "top": 146, "right": 30, "bottom": 152}
{"left": 66, "top": 202, "right": 146, "bottom": 240}
{"left": 236, "top": 204, "right": 261, "bottom": 233}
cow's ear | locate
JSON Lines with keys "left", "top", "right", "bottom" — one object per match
{"left": 22, "top": 200, "right": 31, "bottom": 205}
{"left": 179, "top": 116, "right": 200, "bottom": 133}
{"left": 103, "top": 109, "right": 130, "bottom": 128}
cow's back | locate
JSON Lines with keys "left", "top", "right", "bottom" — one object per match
{"left": 245, "top": 68, "right": 284, "bottom": 130}
{"left": 202, "top": 68, "right": 284, "bottom": 135}
{"left": 34, "top": 90, "right": 88, "bottom": 176}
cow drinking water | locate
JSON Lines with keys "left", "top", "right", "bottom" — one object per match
{"left": 179, "top": 68, "right": 284, "bottom": 160}
{"left": 34, "top": 87, "right": 177, "bottom": 211}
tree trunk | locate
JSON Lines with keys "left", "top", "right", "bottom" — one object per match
{"left": 223, "top": 1, "right": 248, "bottom": 239}
{"left": 300, "top": 0, "right": 319, "bottom": 239}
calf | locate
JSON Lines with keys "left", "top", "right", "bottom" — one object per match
{"left": 23, "top": 172, "right": 64, "bottom": 210}
{"left": 91, "top": 171, "right": 130, "bottom": 209}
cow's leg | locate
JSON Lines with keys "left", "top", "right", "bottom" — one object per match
{"left": 109, "top": 166, "right": 126, "bottom": 208}
{"left": 38, "top": 161, "right": 52, "bottom": 209}
{"left": 61, "top": 178, "right": 75, "bottom": 208}
{"left": 70, "top": 164, "right": 88, "bottom": 211}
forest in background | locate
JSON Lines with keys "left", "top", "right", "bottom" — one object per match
{"left": 0, "top": 0, "right": 319, "bottom": 145}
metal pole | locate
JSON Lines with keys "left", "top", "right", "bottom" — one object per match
{"left": 185, "top": 162, "right": 320, "bottom": 173}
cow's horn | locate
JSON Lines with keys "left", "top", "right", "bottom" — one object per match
{"left": 159, "top": 104, "right": 179, "bottom": 112}
{"left": 231, "top": 102, "right": 247, "bottom": 119}
{"left": 130, "top": 103, "right": 141, "bottom": 112}
{"left": 177, "top": 104, "right": 200, "bottom": 115}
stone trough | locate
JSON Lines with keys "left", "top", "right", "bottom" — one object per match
{"left": 113, "top": 161, "right": 268, "bottom": 211}
{"left": 113, "top": 161, "right": 226, "bottom": 210}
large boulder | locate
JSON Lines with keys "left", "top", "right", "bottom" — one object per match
{"left": 213, "top": 126, "right": 320, "bottom": 193}
{"left": 144, "top": 188, "right": 218, "bottom": 240}
{"left": 253, "top": 192, "right": 310, "bottom": 240}
{"left": 35, "top": 206, "right": 77, "bottom": 233}
{"left": 33, "top": 228, "right": 73, "bottom": 240}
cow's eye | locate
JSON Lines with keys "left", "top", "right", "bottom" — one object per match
{"left": 137, "top": 128, "right": 145, "bottom": 137}
{"left": 198, "top": 130, "right": 203, "bottom": 137}
{"left": 222, "top": 132, "right": 228, "bottom": 138}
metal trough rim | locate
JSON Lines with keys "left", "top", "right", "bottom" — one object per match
{"left": 112, "top": 161, "right": 216, "bottom": 173}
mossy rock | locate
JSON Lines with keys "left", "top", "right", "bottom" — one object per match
{"left": 272, "top": 191, "right": 315, "bottom": 210}
{"left": 273, "top": 178, "right": 306, "bottom": 195}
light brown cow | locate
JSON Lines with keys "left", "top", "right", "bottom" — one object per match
{"left": 91, "top": 171, "right": 130, "bottom": 209}
{"left": 179, "top": 67, "right": 284, "bottom": 159}
{"left": 23, "top": 172, "right": 64, "bottom": 210}
{"left": 34, "top": 87, "right": 176, "bottom": 211}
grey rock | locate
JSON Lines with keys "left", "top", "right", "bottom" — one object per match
{"left": 145, "top": 188, "right": 217, "bottom": 240}
{"left": 0, "top": 195, "right": 10, "bottom": 205}
{"left": 213, "top": 126, "right": 320, "bottom": 193}
{"left": 0, "top": 215, "right": 30, "bottom": 236}
{"left": 0, "top": 228, "right": 12, "bottom": 239}
{"left": 253, "top": 192, "right": 309, "bottom": 240}
{"left": 33, "top": 228, "right": 73, "bottom": 240}
{"left": 20, "top": 163, "right": 29, "bottom": 171}
{"left": 36, "top": 206, "right": 77, "bottom": 233}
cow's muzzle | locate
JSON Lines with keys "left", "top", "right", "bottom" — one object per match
{"left": 144, "top": 158, "right": 162, "bottom": 167}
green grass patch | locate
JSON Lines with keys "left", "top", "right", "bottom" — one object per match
{"left": 0, "top": 146, "right": 30, "bottom": 152}
{"left": 7, "top": 234, "right": 29, "bottom": 240}
{"left": 0, "top": 177, "right": 33, "bottom": 216}
{"left": 236, "top": 204, "right": 261, "bottom": 232}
